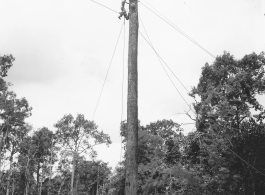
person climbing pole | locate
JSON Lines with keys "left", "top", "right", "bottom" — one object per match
{"left": 118, "top": 0, "right": 129, "bottom": 20}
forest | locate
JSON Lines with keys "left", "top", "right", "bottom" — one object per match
{"left": 0, "top": 51, "right": 265, "bottom": 195}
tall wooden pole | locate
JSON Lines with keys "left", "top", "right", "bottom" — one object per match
{"left": 125, "top": 0, "right": 138, "bottom": 195}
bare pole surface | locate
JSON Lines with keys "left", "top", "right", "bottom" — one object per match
{"left": 125, "top": 0, "right": 139, "bottom": 195}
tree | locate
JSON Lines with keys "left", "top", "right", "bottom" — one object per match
{"left": 109, "top": 163, "right": 126, "bottom": 195}
{"left": 5, "top": 124, "right": 32, "bottom": 195}
{"left": 0, "top": 54, "right": 14, "bottom": 169}
{"left": 0, "top": 55, "right": 14, "bottom": 77}
{"left": 55, "top": 114, "right": 111, "bottom": 195}
{"left": 188, "top": 51, "right": 265, "bottom": 194}
{"left": 31, "top": 127, "right": 56, "bottom": 195}
{"left": 77, "top": 160, "right": 111, "bottom": 194}
{"left": 0, "top": 54, "right": 32, "bottom": 187}
{"left": 115, "top": 120, "right": 195, "bottom": 195}
{"left": 0, "top": 54, "right": 15, "bottom": 156}
{"left": 17, "top": 136, "right": 40, "bottom": 195}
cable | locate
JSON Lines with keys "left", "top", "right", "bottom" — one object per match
{"left": 140, "top": 1, "right": 216, "bottom": 59}
{"left": 90, "top": 0, "right": 119, "bottom": 14}
{"left": 139, "top": 31, "right": 190, "bottom": 107}
{"left": 121, "top": 19, "right": 126, "bottom": 125}
{"left": 228, "top": 147, "right": 265, "bottom": 177}
{"left": 191, "top": 114, "right": 265, "bottom": 177}
{"left": 219, "top": 124, "right": 265, "bottom": 177}
{"left": 92, "top": 22, "right": 124, "bottom": 120}
{"left": 140, "top": 0, "right": 215, "bottom": 59}
{"left": 199, "top": 129, "right": 265, "bottom": 177}
{"left": 120, "top": 18, "right": 126, "bottom": 163}
{"left": 89, "top": 0, "right": 265, "bottom": 178}
{"left": 139, "top": 15, "right": 190, "bottom": 93}
{"left": 139, "top": 11, "right": 265, "bottom": 176}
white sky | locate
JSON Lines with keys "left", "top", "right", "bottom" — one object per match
{"left": 0, "top": 0, "right": 265, "bottom": 169}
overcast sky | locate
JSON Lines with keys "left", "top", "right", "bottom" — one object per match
{"left": 0, "top": 0, "right": 264, "bottom": 169}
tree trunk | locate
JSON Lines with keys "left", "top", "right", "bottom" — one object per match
{"left": 0, "top": 128, "right": 8, "bottom": 183}
{"left": 11, "top": 175, "right": 15, "bottom": 195}
{"left": 75, "top": 174, "right": 79, "bottom": 194}
{"left": 125, "top": 0, "right": 139, "bottom": 195}
{"left": 0, "top": 135, "right": 3, "bottom": 185}
{"left": 70, "top": 154, "right": 76, "bottom": 195}
{"left": 47, "top": 136, "right": 54, "bottom": 195}
{"left": 39, "top": 180, "right": 43, "bottom": 195}
{"left": 25, "top": 182, "right": 29, "bottom": 195}
{"left": 0, "top": 131, "right": 3, "bottom": 161}
{"left": 39, "top": 168, "right": 43, "bottom": 195}
{"left": 0, "top": 90, "right": 7, "bottom": 183}
{"left": 58, "top": 176, "right": 65, "bottom": 195}
{"left": 6, "top": 151, "right": 14, "bottom": 195}
{"left": 96, "top": 165, "right": 99, "bottom": 195}
{"left": 25, "top": 153, "right": 31, "bottom": 195}
{"left": 37, "top": 161, "right": 40, "bottom": 192}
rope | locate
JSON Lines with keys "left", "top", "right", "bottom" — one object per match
{"left": 189, "top": 109, "right": 265, "bottom": 177}
{"left": 227, "top": 147, "right": 265, "bottom": 177}
{"left": 139, "top": 14, "right": 190, "bottom": 93}
{"left": 90, "top": 0, "right": 119, "bottom": 14}
{"left": 89, "top": 0, "right": 265, "bottom": 178}
{"left": 140, "top": 1, "right": 216, "bottom": 59}
{"left": 121, "top": 19, "right": 126, "bottom": 125}
{"left": 198, "top": 130, "right": 265, "bottom": 177}
{"left": 92, "top": 22, "right": 124, "bottom": 120}
{"left": 120, "top": 18, "right": 126, "bottom": 163}
{"left": 187, "top": 108, "right": 265, "bottom": 177}
{"left": 139, "top": 11, "right": 265, "bottom": 177}
{"left": 139, "top": 31, "right": 191, "bottom": 107}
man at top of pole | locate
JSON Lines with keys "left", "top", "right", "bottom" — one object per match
{"left": 118, "top": 0, "right": 129, "bottom": 20}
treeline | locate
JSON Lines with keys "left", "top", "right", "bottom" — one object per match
{"left": 1, "top": 51, "right": 265, "bottom": 195}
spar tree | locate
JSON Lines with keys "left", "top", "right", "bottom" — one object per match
{"left": 55, "top": 114, "right": 111, "bottom": 195}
